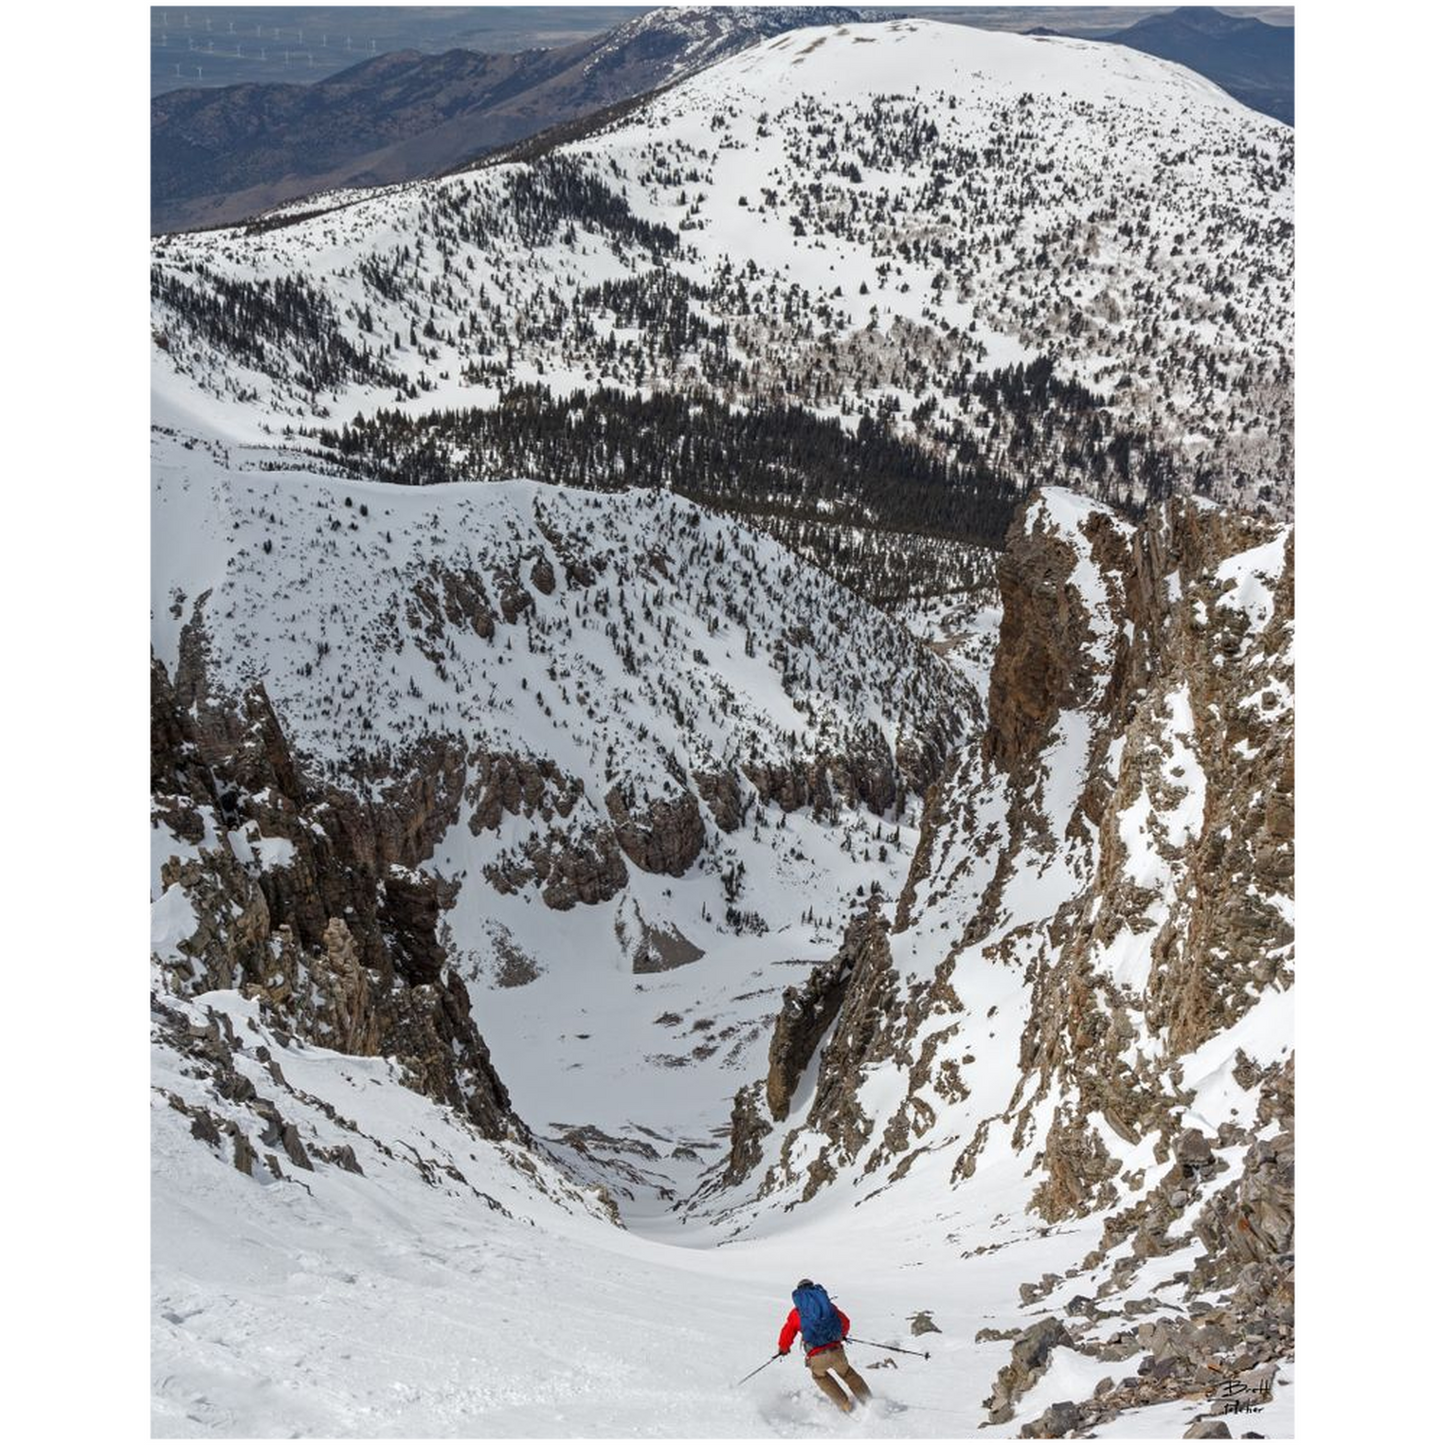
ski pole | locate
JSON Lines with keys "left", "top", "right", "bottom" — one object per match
{"left": 846, "top": 1335, "right": 932, "bottom": 1360}
{"left": 734, "top": 1352, "right": 784, "bottom": 1387}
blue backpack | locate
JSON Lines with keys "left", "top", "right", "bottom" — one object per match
{"left": 793, "top": 1283, "right": 843, "bottom": 1348}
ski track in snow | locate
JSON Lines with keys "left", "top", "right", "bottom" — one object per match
{"left": 151, "top": 992, "right": 1101, "bottom": 1439}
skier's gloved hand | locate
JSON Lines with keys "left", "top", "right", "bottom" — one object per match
{"left": 777, "top": 1348, "right": 789, "bottom": 1357}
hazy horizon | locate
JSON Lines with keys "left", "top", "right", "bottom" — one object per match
{"left": 151, "top": 4, "right": 1294, "bottom": 95}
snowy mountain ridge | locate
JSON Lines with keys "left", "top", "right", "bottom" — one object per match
{"left": 152, "top": 18, "right": 1293, "bottom": 524}
{"left": 149, "top": 8, "right": 878, "bottom": 234}
{"left": 579, "top": 7, "right": 877, "bottom": 83}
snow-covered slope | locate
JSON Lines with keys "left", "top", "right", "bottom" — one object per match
{"left": 151, "top": 18, "right": 1293, "bottom": 517}
{"left": 154, "top": 984, "right": 1296, "bottom": 1438}
{"left": 150, "top": 476, "right": 1294, "bottom": 1437}
{"left": 153, "top": 424, "right": 967, "bottom": 1206}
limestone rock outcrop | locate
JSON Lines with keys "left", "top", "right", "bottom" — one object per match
{"left": 703, "top": 488, "right": 1293, "bottom": 1424}
{"left": 151, "top": 657, "right": 515, "bottom": 1138}
{"left": 606, "top": 785, "right": 707, "bottom": 877}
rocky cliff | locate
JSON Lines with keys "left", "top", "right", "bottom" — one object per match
{"left": 706, "top": 487, "right": 1294, "bottom": 1431}
{"left": 152, "top": 655, "right": 516, "bottom": 1139}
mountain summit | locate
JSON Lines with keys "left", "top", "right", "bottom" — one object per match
{"left": 154, "top": 19, "right": 1294, "bottom": 517}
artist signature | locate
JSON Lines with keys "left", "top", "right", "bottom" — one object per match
{"left": 1210, "top": 1374, "right": 1271, "bottom": 1415}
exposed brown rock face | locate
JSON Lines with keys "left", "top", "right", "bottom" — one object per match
{"left": 531, "top": 497, "right": 600, "bottom": 588}
{"left": 463, "top": 751, "right": 633, "bottom": 909}
{"left": 892, "top": 760, "right": 958, "bottom": 933}
{"left": 737, "top": 719, "right": 954, "bottom": 824}
{"left": 494, "top": 565, "right": 534, "bottom": 623}
{"left": 983, "top": 521, "right": 1102, "bottom": 772}
{"left": 151, "top": 655, "right": 216, "bottom": 845}
{"left": 1009, "top": 499, "right": 1294, "bottom": 1216}
{"left": 763, "top": 915, "right": 873, "bottom": 1121}
{"left": 484, "top": 823, "right": 628, "bottom": 909}
{"left": 529, "top": 555, "right": 557, "bottom": 595}
{"left": 984, "top": 1317, "right": 1073, "bottom": 1425}
{"left": 466, "top": 751, "right": 584, "bottom": 833}
{"left": 1006, "top": 1065, "right": 1293, "bottom": 1435}
{"left": 176, "top": 603, "right": 473, "bottom": 882}
{"left": 802, "top": 907, "right": 898, "bottom": 1160}
{"left": 1189, "top": 1057, "right": 1294, "bottom": 1304}
{"left": 718, "top": 1082, "right": 771, "bottom": 1188}
{"left": 701, "top": 902, "right": 899, "bottom": 1204}
{"left": 872, "top": 493, "right": 1294, "bottom": 1235}
{"left": 409, "top": 562, "right": 497, "bottom": 652}
{"left": 692, "top": 768, "right": 744, "bottom": 832}
{"left": 605, "top": 786, "right": 706, "bottom": 877}
{"left": 151, "top": 657, "right": 515, "bottom": 1139}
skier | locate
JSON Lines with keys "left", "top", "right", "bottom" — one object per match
{"left": 776, "top": 1278, "right": 873, "bottom": 1414}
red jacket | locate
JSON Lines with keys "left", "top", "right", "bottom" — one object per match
{"left": 779, "top": 1304, "right": 850, "bottom": 1357}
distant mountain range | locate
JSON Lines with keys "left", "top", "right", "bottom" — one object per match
{"left": 151, "top": 6, "right": 1293, "bottom": 234}
{"left": 1102, "top": 6, "right": 1293, "bottom": 123}
{"left": 151, "top": 7, "right": 868, "bottom": 233}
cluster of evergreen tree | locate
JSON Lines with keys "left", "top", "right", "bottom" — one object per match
{"left": 151, "top": 266, "right": 404, "bottom": 395}
{"left": 576, "top": 272, "right": 731, "bottom": 361}
{"left": 428, "top": 156, "right": 679, "bottom": 256}
{"left": 950, "top": 355, "right": 1196, "bottom": 514}
{"left": 315, "top": 383, "right": 1020, "bottom": 549}
{"left": 311, "top": 354, "right": 1200, "bottom": 573}
{"left": 763, "top": 515, "right": 997, "bottom": 604}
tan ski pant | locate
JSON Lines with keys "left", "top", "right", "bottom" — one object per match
{"left": 806, "top": 1345, "right": 872, "bottom": 1413}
